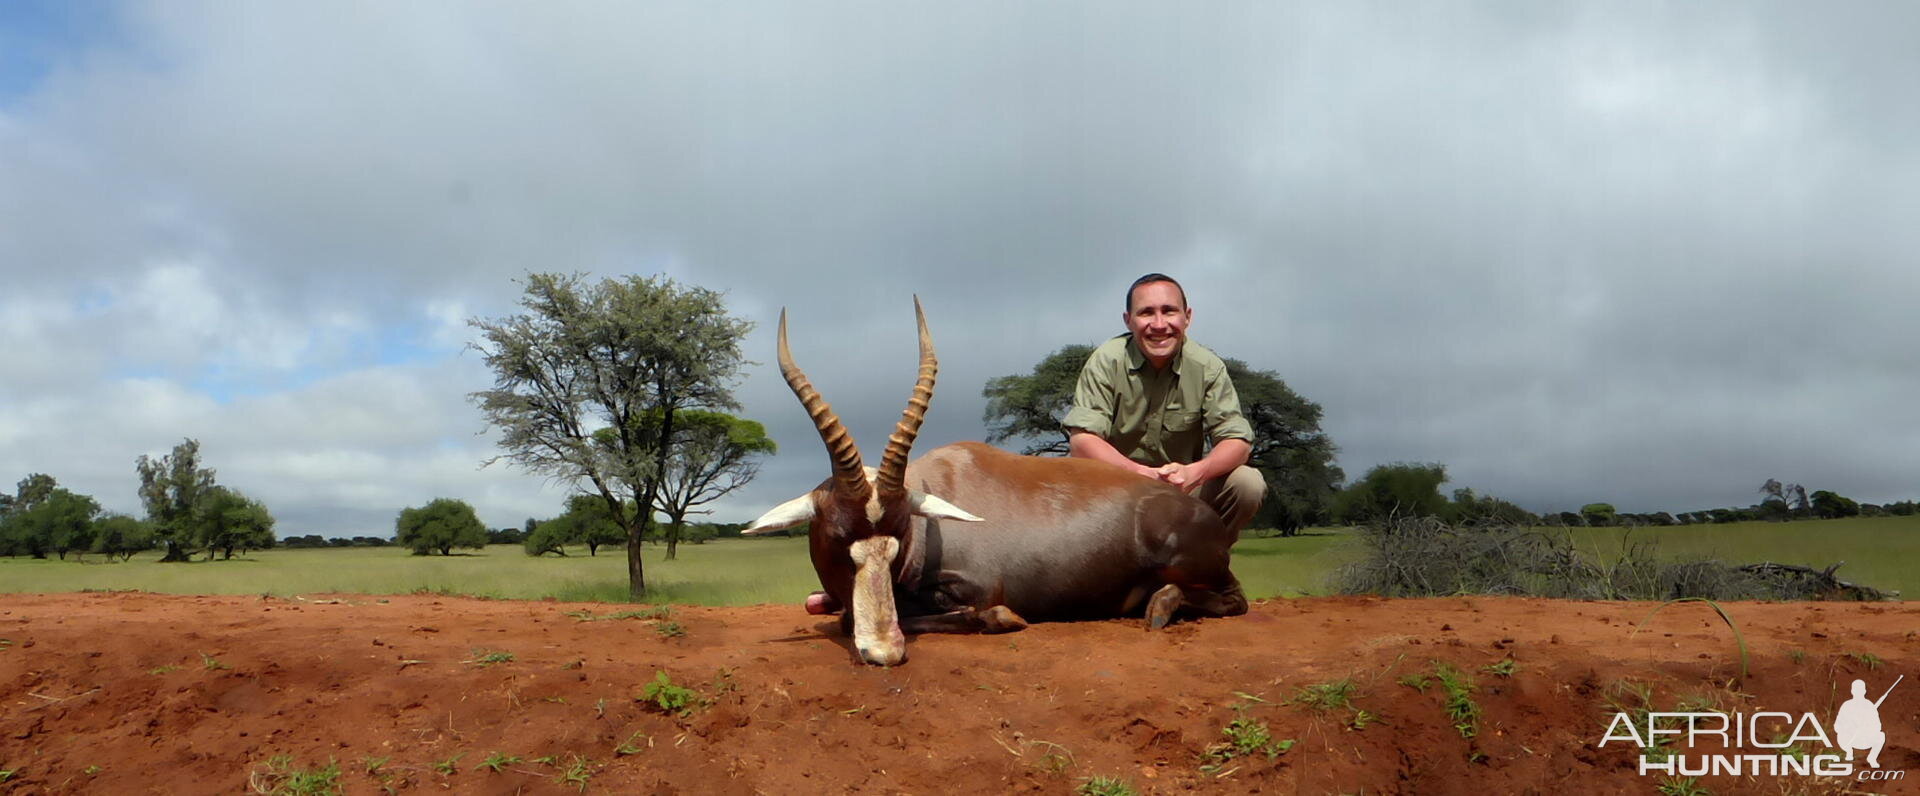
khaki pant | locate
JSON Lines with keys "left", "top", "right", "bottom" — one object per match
{"left": 1194, "top": 465, "right": 1266, "bottom": 535}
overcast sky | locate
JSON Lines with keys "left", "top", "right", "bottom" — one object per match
{"left": 3, "top": 2, "right": 1916, "bottom": 537}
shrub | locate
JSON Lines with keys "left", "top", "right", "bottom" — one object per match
{"left": 1336, "top": 517, "right": 1890, "bottom": 601}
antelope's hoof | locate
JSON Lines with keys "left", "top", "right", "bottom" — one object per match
{"left": 1146, "top": 584, "right": 1183, "bottom": 630}
{"left": 983, "top": 605, "right": 1029, "bottom": 633}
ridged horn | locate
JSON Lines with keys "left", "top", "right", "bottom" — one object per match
{"left": 777, "top": 309, "right": 872, "bottom": 502}
{"left": 875, "top": 296, "right": 936, "bottom": 496}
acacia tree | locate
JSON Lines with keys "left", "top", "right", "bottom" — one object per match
{"left": 470, "top": 273, "right": 751, "bottom": 598}
{"left": 1579, "top": 502, "right": 1618, "bottom": 527}
{"left": 522, "top": 517, "right": 573, "bottom": 556}
{"left": 1, "top": 480, "right": 100, "bottom": 560}
{"left": 40, "top": 489, "right": 101, "bottom": 560}
{"left": 524, "top": 494, "right": 629, "bottom": 557}
{"left": 1332, "top": 463, "right": 1449, "bottom": 524}
{"left": 982, "top": 346, "right": 1342, "bottom": 534}
{"left": 136, "top": 439, "right": 218, "bottom": 562}
{"left": 1758, "top": 478, "right": 1810, "bottom": 518}
{"left": 197, "top": 487, "right": 276, "bottom": 559}
{"left": 982, "top": 344, "right": 1094, "bottom": 455}
{"left": 650, "top": 409, "right": 775, "bottom": 560}
{"left": 1224, "top": 357, "right": 1344, "bottom": 535}
{"left": 1810, "top": 490, "right": 1861, "bottom": 519}
{"left": 91, "top": 514, "right": 156, "bottom": 561}
{"left": 395, "top": 498, "right": 488, "bottom": 556}
{"left": 1, "top": 474, "right": 58, "bottom": 557}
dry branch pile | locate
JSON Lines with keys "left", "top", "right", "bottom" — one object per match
{"left": 1335, "top": 517, "right": 1895, "bottom": 601}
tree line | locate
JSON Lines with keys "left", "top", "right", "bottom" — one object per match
{"left": 981, "top": 346, "right": 1911, "bottom": 532}
{"left": 1, "top": 439, "right": 275, "bottom": 562}
{"left": 1318, "top": 463, "right": 1914, "bottom": 528}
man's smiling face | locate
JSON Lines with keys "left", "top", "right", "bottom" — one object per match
{"left": 1124, "top": 280, "right": 1191, "bottom": 369}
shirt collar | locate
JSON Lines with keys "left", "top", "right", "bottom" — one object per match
{"left": 1124, "top": 333, "right": 1185, "bottom": 374}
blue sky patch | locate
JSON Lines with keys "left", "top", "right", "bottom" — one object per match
{"left": 0, "top": 0, "right": 124, "bottom": 105}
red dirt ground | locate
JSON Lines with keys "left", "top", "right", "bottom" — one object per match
{"left": 2, "top": 593, "right": 1916, "bottom": 795}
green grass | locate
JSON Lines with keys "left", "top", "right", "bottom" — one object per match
{"left": 1567, "top": 515, "right": 1920, "bottom": 597}
{"left": 554, "top": 755, "right": 595, "bottom": 792}
{"left": 1432, "top": 661, "right": 1481, "bottom": 740}
{"left": 464, "top": 649, "right": 514, "bottom": 667}
{"left": 1077, "top": 776, "right": 1138, "bottom": 796}
{"left": 1656, "top": 775, "right": 1711, "bottom": 796}
{"left": 0, "top": 532, "right": 1351, "bottom": 603}
{"left": 249, "top": 755, "right": 341, "bottom": 796}
{"left": 0, "top": 539, "right": 822, "bottom": 605}
{"left": 1229, "top": 531, "right": 1357, "bottom": 597}
{"left": 1290, "top": 678, "right": 1358, "bottom": 712}
{"left": 474, "top": 752, "right": 519, "bottom": 773}
{"left": 640, "top": 671, "right": 705, "bottom": 716}
{"left": 3, "top": 515, "right": 1914, "bottom": 605}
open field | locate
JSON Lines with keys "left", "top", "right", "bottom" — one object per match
{"left": 3, "top": 515, "right": 1915, "bottom": 603}
{"left": 0, "top": 539, "right": 822, "bottom": 605}
{"left": 0, "top": 534, "right": 1351, "bottom": 603}
{"left": 1568, "top": 515, "right": 1920, "bottom": 597}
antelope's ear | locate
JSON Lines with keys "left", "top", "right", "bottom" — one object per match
{"left": 744, "top": 494, "right": 816, "bottom": 534}
{"left": 909, "top": 491, "right": 983, "bottom": 522}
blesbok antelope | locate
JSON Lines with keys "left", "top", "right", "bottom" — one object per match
{"left": 745, "top": 299, "right": 1248, "bottom": 665}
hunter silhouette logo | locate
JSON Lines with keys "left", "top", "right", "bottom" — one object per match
{"left": 1836, "top": 675, "right": 1900, "bottom": 769}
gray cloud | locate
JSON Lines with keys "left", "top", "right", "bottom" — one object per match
{"left": 2, "top": 2, "right": 1917, "bottom": 536}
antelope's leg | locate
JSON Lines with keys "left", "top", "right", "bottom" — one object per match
{"left": 1145, "top": 524, "right": 1251, "bottom": 629}
{"left": 899, "top": 605, "right": 1028, "bottom": 635}
{"left": 1146, "top": 574, "right": 1249, "bottom": 630}
{"left": 1145, "top": 584, "right": 1186, "bottom": 630}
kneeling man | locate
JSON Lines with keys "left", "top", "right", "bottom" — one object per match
{"left": 1063, "top": 273, "right": 1264, "bottom": 533}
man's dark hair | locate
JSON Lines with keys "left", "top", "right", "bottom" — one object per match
{"left": 1126, "top": 273, "right": 1187, "bottom": 312}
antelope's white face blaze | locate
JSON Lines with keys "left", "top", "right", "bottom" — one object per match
{"left": 848, "top": 535, "right": 905, "bottom": 666}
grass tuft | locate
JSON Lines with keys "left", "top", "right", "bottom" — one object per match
{"left": 1656, "top": 775, "right": 1712, "bottom": 796}
{"left": 640, "top": 671, "right": 707, "bottom": 716}
{"left": 475, "top": 752, "right": 520, "bottom": 773}
{"left": 1630, "top": 598, "right": 1749, "bottom": 685}
{"left": 1290, "top": 678, "right": 1357, "bottom": 712}
{"left": 248, "top": 755, "right": 341, "bottom": 796}
{"left": 464, "top": 649, "right": 514, "bottom": 668}
{"left": 1077, "top": 775, "right": 1138, "bottom": 796}
{"left": 1200, "top": 701, "right": 1294, "bottom": 775}
{"left": 554, "top": 755, "right": 594, "bottom": 792}
{"left": 615, "top": 731, "right": 650, "bottom": 756}
{"left": 1432, "top": 662, "right": 1480, "bottom": 740}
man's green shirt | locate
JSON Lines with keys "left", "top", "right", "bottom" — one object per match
{"left": 1061, "top": 334, "right": 1254, "bottom": 467}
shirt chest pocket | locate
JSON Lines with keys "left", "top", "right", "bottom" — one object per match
{"left": 1162, "top": 409, "right": 1204, "bottom": 434}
